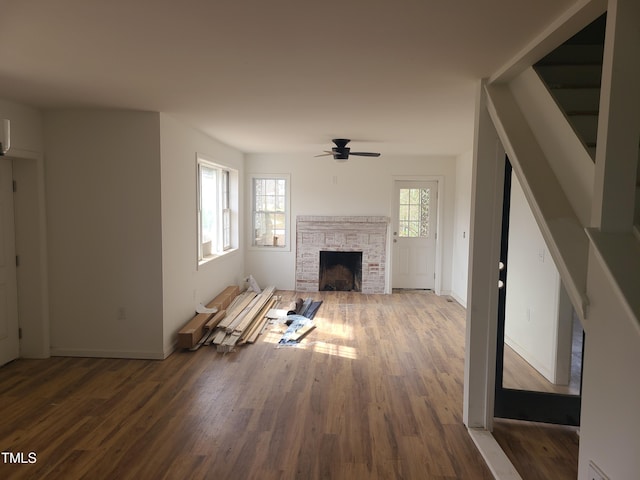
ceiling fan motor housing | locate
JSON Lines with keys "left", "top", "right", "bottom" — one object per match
{"left": 332, "top": 147, "right": 350, "bottom": 160}
{"left": 332, "top": 138, "right": 351, "bottom": 160}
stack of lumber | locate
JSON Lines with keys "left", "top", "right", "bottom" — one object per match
{"left": 210, "top": 285, "right": 277, "bottom": 352}
{"left": 177, "top": 285, "right": 240, "bottom": 349}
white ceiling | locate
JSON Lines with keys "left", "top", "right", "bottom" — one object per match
{"left": 0, "top": 0, "right": 577, "bottom": 156}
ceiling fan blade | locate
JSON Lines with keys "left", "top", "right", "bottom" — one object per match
{"left": 314, "top": 151, "right": 334, "bottom": 157}
{"left": 350, "top": 152, "right": 381, "bottom": 157}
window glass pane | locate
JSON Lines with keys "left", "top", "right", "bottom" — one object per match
{"left": 252, "top": 176, "right": 287, "bottom": 247}
{"left": 399, "top": 205, "right": 409, "bottom": 222}
{"left": 222, "top": 208, "right": 231, "bottom": 250}
{"left": 398, "top": 186, "right": 431, "bottom": 238}
{"left": 265, "top": 179, "right": 275, "bottom": 195}
{"left": 200, "top": 165, "right": 217, "bottom": 247}
{"left": 409, "top": 205, "right": 420, "bottom": 221}
{"left": 255, "top": 179, "right": 264, "bottom": 197}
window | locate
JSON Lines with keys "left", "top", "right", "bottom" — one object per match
{"left": 398, "top": 187, "right": 431, "bottom": 238}
{"left": 197, "top": 156, "right": 237, "bottom": 263}
{"left": 251, "top": 174, "right": 290, "bottom": 249}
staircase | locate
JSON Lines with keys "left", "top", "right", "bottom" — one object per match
{"left": 533, "top": 13, "right": 640, "bottom": 227}
{"left": 533, "top": 14, "right": 606, "bottom": 161}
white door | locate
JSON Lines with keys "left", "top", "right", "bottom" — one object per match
{"left": 392, "top": 180, "right": 438, "bottom": 289}
{"left": 0, "top": 158, "right": 19, "bottom": 366}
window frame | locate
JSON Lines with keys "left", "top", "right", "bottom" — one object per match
{"left": 248, "top": 173, "right": 291, "bottom": 251}
{"left": 197, "top": 155, "right": 238, "bottom": 266}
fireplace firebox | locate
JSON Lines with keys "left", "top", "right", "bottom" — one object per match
{"left": 319, "top": 251, "right": 363, "bottom": 291}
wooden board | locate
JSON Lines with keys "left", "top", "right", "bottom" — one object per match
{"left": 204, "top": 310, "right": 226, "bottom": 330}
{"left": 177, "top": 312, "right": 214, "bottom": 349}
{"left": 240, "top": 297, "right": 277, "bottom": 344}
{"left": 232, "top": 286, "right": 275, "bottom": 333}
{"left": 289, "top": 323, "right": 316, "bottom": 342}
{"left": 177, "top": 285, "right": 240, "bottom": 349}
{"left": 217, "top": 292, "right": 257, "bottom": 329}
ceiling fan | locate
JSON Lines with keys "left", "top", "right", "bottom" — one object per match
{"left": 315, "top": 138, "right": 381, "bottom": 161}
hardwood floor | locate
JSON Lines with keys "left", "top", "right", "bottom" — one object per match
{"left": 0, "top": 291, "right": 490, "bottom": 479}
{"left": 492, "top": 419, "right": 579, "bottom": 480}
{"left": 501, "top": 314, "right": 583, "bottom": 396}
{"left": 0, "top": 290, "right": 573, "bottom": 479}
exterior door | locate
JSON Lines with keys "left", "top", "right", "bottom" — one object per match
{"left": 392, "top": 180, "right": 438, "bottom": 289}
{"left": 0, "top": 158, "right": 18, "bottom": 366}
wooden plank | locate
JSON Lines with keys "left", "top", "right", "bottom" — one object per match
{"left": 240, "top": 297, "right": 277, "bottom": 344}
{"left": 222, "top": 332, "right": 241, "bottom": 346}
{"left": 245, "top": 302, "right": 277, "bottom": 344}
{"left": 204, "top": 310, "right": 226, "bottom": 330}
{"left": 217, "top": 292, "right": 257, "bottom": 329}
{"left": 245, "top": 315, "right": 271, "bottom": 344}
{"left": 232, "top": 286, "right": 276, "bottom": 333}
{"left": 177, "top": 312, "right": 214, "bottom": 349}
{"left": 289, "top": 323, "right": 316, "bottom": 342}
{"left": 189, "top": 328, "right": 217, "bottom": 351}
{"left": 211, "top": 329, "right": 228, "bottom": 345}
{"left": 206, "top": 285, "right": 240, "bottom": 310}
{"left": 224, "top": 295, "right": 262, "bottom": 332}
{"left": 176, "top": 285, "right": 240, "bottom": 349}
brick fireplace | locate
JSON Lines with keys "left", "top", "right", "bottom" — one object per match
{"left": 295, "top": 216, "right": 389, "bottom": 294}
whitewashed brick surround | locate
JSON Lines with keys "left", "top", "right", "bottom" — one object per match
{"left": 295, "top": 216, "right": 389, "bottom": 293}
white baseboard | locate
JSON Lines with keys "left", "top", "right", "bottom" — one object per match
{"left": 451, "top": 291, "right": 467, "bottom": 308}
{"left": 50, "top": 347, "right": 165, "bottom": 360}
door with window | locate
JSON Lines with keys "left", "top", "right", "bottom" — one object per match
{"left": 0, "top": 158, "right": 19, "bottom": 366}
{"left": 392, "top": 180, "right": 438, "bottom": 289}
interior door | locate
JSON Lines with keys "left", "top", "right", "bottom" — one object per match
{"left": 392, "top": 180, "right": 438, "bottom": 289}
{"left": 495, "top": 158, "right": 581, "bottom": 426}
{"left": 0, "top": 158, "right": 19, "bottom": 366}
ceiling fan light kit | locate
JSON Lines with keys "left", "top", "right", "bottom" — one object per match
{"left": 316, "top": 138, "right": 380, "bottom": 161}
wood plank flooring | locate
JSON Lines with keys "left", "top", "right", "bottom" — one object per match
{"left": 0, "top": 291, "right": 572, "bottom": 479}
{"left": 492, "top": 419, "right": 579, "bottom": 480}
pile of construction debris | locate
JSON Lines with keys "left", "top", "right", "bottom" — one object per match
{"left": 177, "top": 279, "right": 323, "bottom": 353}
{"left": 178, "top": 283, "right": 277, "bottom": 353}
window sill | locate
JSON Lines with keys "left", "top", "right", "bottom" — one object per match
{"left": 248, "top": 244, "right": 291, "bottom": 252}
{"left": 198, "top": 247, "right": 239, "bottom": 268}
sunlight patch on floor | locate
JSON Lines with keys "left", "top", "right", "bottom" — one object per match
{"left": 308, "top": 341, "right": 358, "bottom": 360}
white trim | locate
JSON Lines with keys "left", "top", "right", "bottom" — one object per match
{"left": 50, "top": 347, "right": 165, "bottom": 360}
{"left": 468, "top": 429, "right": 523, "bottom": 480}
{"left": 196, "top": 153, "right": 239, "bottom": 267}
{"left": 247, "top": 173, "right": 291, "bottom": 252}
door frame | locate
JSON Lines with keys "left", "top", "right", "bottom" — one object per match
{"left": 494, "top": 158, "right": 581, "bottom": 425}
{"left": 389, "top": 175, "right": 444, "bottom": 295}
{"left": 6, "top": 150, "right": 50, "bottom": 359}
{"left": 0, "top": 157, "right": 19, "bottom": 365}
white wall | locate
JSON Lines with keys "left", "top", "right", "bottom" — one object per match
{"left": 159, "top": 114, "right": 245, "bottom": 355}
{"left": 579, "top": 247, "right": 640, "bottom": 479}
{"left": 509, "top": 68, "right": 594, "bottom": 226}
{"left": 504, "top": 174, "right": 573, "bottom": 383}
{"left": 45, "top": 109, "right": 164, "bottom": 359}
{"left": 0, "top": 98, "right": 49, "bottom": 358}
{"left": 244, "top": 153, "right": 457, "bottom": 293}
{"left": 451, "top": 149, "right": 472, "bottom": 306}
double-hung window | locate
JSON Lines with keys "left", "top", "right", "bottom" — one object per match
{"left": 250, "top": 174, "right": 290, "bottom": 249}
{"left": 197, "top": 156, "right": 236, "bottom": 263}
